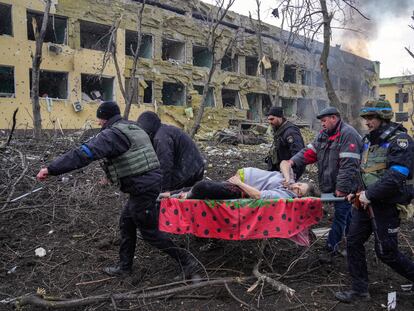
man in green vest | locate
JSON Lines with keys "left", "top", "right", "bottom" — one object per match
{"left": 335, "top": 99, "right": 414, "bottom": 303}
{"left": 37, "top": 101, "right": 199, "bottom": 280}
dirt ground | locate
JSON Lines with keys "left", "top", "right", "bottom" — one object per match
{"left": 1, "top": 132, "right": 414, "bottom": 311}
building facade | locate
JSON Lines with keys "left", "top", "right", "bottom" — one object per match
{"left": 0, "top": 0, "right": 379, "bottom": 130}
{"left": 379, "top": 75, "right": 414, "bottom": 136}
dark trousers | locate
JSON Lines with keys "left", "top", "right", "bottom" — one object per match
{"left": 173, "top": 165, "right": 205, "bottom": 190}
{"left": 189, "top": 180, "right": 244, "bottom": 200}
{"left": 119, "top": 187, "right": 192, "bottom": 270}
{"left": 347, "top": 205, "right": 414, "bottom": 292}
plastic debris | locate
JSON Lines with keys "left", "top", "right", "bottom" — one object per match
{"left": 35, "top": 247, "right": 47, "bottom": 257}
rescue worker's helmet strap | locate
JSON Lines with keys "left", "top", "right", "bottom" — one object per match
{"left": 360, "top": 99, "right": 394, "bottom": 120}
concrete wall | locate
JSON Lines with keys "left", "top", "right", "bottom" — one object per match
{"left": 0, "top": 0, "right": 379, "bottom": 131}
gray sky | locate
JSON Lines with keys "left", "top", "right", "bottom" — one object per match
{"left": 201, "top": 0, "right": 414, "bottom": 78}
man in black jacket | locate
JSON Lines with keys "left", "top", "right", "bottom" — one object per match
{"left": 137, "top": 111, "right": 205, "bottom": 192}
{"left": 37, "top": 102, "right": 199, "bottom": 279}
{"left": 335, "top": 100, "right": 414, "bottom": 303}
{"left": 265, "top": 107, "right": 305, "bottom": 179}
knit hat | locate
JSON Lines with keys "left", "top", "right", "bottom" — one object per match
{"left": 96, "top": 101, "right": 121, "bottom": 120}
{"left": 266, "top": 106, "right": 284, "bottom": 118}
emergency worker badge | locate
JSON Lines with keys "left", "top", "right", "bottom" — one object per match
{"left": 396, "top": 138, "right": 408, "bottom": 149}
{"left": 287, "top": 136, "right": 294, "bottom": 144}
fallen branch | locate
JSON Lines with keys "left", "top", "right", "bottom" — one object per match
{"left": 252, "top": 259, "right": 295, "bottom": 297}
{"left": 6, "top": 108, "right": 18, "bottom": 146}
{"left": 2, "top": 276, "right": 256, "bottom": 309}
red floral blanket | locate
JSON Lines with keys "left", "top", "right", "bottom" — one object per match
{"left": 159, "top": 197, "right": 323, "bottom": 246}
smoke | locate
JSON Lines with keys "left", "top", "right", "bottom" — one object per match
{"left": 336, "top": 0, "right": 412, "bottom": 58}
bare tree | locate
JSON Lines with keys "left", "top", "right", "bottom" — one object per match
{"left": 276, "top": 0, "right": 368, "bottom": 115}
{"left": 190, "top": 0, "right": 239, "bottom": 138}
{"left": 249, "top": 0, "right": 310, "bottom": 108}
{"left": 30, "top": 0, "right": 52, "bottom": 138}
{"left": 99, "top": 1, "right": 146, "bottom": 120}
{"left": 405, "top": 11, "right": 414, "bottom": 60}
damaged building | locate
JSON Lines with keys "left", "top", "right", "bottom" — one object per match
{"left": 0, "top": 0, "right": 379, "bottom": 131}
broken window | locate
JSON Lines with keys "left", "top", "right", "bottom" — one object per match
{"left": 297, "top": 98, "right": 314, "bottom": 120}
{"left": 281, "top": 98, "right": 295, "bottom": 116}
{"left": 222, "top": 89, "right": 240, "bottom": 108}
{"left": 221, "top": 53, "right": 238, "bottom": 72}
{"left": 143, "top": 80, "right": 153, "bottom": 104}
{"left": 194, "top": 85, "right": 215, "bottom": 107}
{"left": 125, "top": 30, "right": 153, "bottom": 58}
{"left": 0, "top": 66, "right": 14, "bottom": 97}
{"left": 314, "top": 71, "right": 324, "bottom": 87}
{"left": 27, "top": 10, "right": 67, "bottom": 44}
{"left": 245, "top": 56, "right": 259, "bottom": 76}
{"left": 81, "top": 74, "right": 114, "bottom": 101}
{"left": 379, "top": 94, "right": 386, "bottom": 100}
{"left": 193, "top": 45, "right": 212, "bottom": 68}
{"left": 162, "top": 82, "right": 185, "bottom": 105}
{"left": 395, "top": 92, "right": 408, "bottom": 103}
{"left": 162, "top": 38, "right": 185, "bottom": 62}
{"left": 262, "top": 95, "right": 272, "bottom": 117}
{"left": 283, "top": 65, "right": 296, "bottom": 83}
{"left": 246, "top": 93, "right": 262, "bottom": 121}
{"left": 80, "top": 20, "right": 111, "bottom": 51}
{"left": 265, "top": 61, "right": 278, "bottom": 80}
{"left": 0, "top": 3, "right": 12, "bottom": 36}
{"left": 301, "top": 70, "right": 311, "bottom": 86}
{"left": 29, "top": 70, "right": 68, "bottom": 99}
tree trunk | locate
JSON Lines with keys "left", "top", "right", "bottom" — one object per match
{"left": 31, "top": 0, "right": 52, "bottom": 139}
{"left": 319, "top": 0, "right": 341, "bottom": 111}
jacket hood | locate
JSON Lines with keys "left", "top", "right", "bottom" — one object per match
{"left": 137, "top": 111, "right": 162, "bottom": 139}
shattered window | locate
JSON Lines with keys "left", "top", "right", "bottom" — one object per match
{"left": 29, "top": 70, "right": 68, "bottom": 99}
{"left": 222, "top": 89, "right": 240, "bottom": 108}
{"left": 125, "top": 30, "right": 153, "bottom": 58}
{"left": 246, "top": 93, "right": 262, "bottom": 121}
{"left": 80, "top": 20, "right": 111, "bottom": 52}
{"left": 221, "top": 54, "right": 238, "bottom": 72}
{"left": 0, "top": 3, "right": 12, "bottom": 36}
{"left": 194, "top": 85, "right": 215, "bottom": 107}
{"left": 162, "top": 38, "right": 185, "bottom": 62}
{"left": 81, "top": 74, "right": 114, "bottom": 101}
{"left": 193, "top": 45, "right": 212, "bottom": 68}
{"left": 27, "top": 10, "right": 67, "bottom": 44}
{"left": 314, "top": 71, "right": 324, "bottom": 88}
{"left": 301, "top": 70, "right": 311, "bottom": 86}
{"left": 395, "top": 92, "right": 408, "bottom": 103}
{"left": 265, "top": 61, "right": 278, "bottom": 80}
{"left": 262, "top": 94, "right": 272, "bottom": 117}
{"left": 245, "top": 56, "right": 258, "bottom": 76}
{"left": 0, "top": 66, "right": 14, "bottom": 97}
{"left": 162, "top": 82, "right": 185, "bottom": 105}
{"left": 143, "top": 80, "right": 153, "bottom": 104}
{"left": 297, "top": 98, "right": 314, "bottom": 120}
{"left": 281, "top": 98, "right": 294, "bottom": 116}
{"left": 283, "top": 65, "right": 296, "bottom": 83}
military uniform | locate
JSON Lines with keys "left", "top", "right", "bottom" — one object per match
{"left": 266, "top": 120, "right": 305, "bottom": 178}
{"left": 47, "top": 107, "right": 196, "bottom": 276}
{"left": 346, "top": 121, "right": 414, "bottom": 294}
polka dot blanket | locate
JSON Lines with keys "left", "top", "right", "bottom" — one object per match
{"left": 159, "top": 197, "right": 323, "bottom": 247}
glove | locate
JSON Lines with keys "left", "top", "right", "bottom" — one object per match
{"left": 359, "top": 191, "right": 370, "bottom": 205}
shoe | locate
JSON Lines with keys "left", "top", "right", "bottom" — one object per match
{"left": 174, "top": 259, "right": 202, "bottom": 282}
{"left": 335, "top": 290, "right": 370, "bottom": 303}
{"left": 103, "top": 264, "right": 132, "bottom": 277}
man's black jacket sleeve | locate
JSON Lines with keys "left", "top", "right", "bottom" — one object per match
{"left": 48, "top": 128, "right": 130, "bottom": 176}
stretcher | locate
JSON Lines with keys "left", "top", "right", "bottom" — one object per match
{"left": 158, "top": 197, "right": 325, "bottom": 247}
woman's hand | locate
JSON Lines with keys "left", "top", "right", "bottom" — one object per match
{"left": 228, "top": 175, "right": 241, "bottom": 185}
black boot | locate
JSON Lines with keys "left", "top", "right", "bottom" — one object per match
{"left": 103, "top": 264, "right": 132, "bottom": 277}
{"left": 335, "top": 290, "right": 370, "bottom": 303}
{"left": 174, "top": 259, "right": 202, "bottom": 282}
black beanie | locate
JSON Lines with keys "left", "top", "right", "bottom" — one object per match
{"left": 266, "top": 106, "right": 284, "bottom": 118}
{"left": 96, "top": 101, "right": 121, "bottom": 120}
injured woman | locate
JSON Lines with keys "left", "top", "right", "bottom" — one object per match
{"left": 162, "top": 160, "right": 318, "bottom": 200}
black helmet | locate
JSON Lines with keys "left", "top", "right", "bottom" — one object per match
{"left": 360, "top": 99, "right": 393, "bottom": 120}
